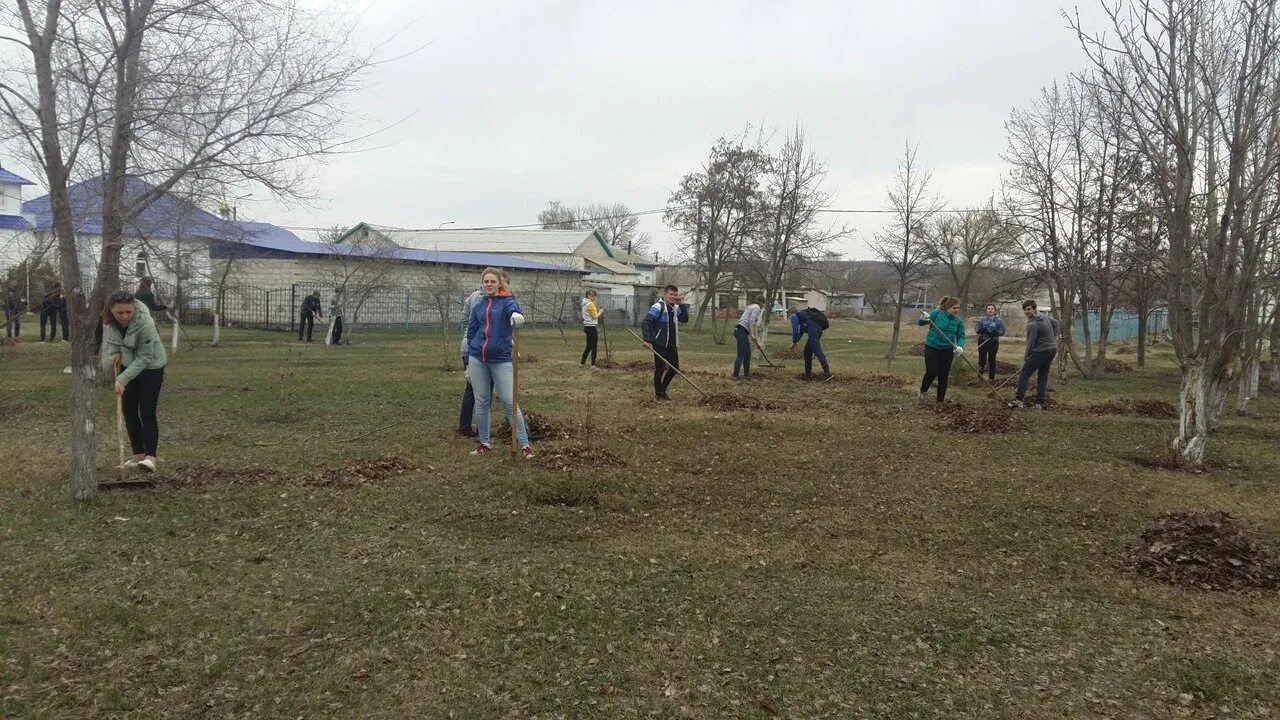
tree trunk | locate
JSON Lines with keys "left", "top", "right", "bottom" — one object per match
{"left": 885, "top": 278, "right": 908, "bottom": 363}
{"left": 1270, "top": 309, "right": 1280, "bottom": 391}
{"left": 1136, "top": 303, "right": 1149, "bottom": 368}
{"left": 68, "top": 331, "right": 100, "bottom": 500}
{"left": 1236, "top": 356, "right": 1259, "bottom": 416}
{"left": 692, "top": 286, "right": 715, "bottom": 333}
{"left": 1173, "top": 357, "right": 1230, "bottom": 468}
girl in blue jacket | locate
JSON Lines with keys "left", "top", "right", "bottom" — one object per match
{"left": 915, "top": 296, "right": 965, "bottom": 404}
{"left": 466, "top": 268, "right": 532, "bottom": 458}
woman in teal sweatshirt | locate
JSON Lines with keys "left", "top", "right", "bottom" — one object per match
{"left": 104, "top": 290, "right": 168, "bottom": 472}
{"left": 915, "top": 296, "right": 965, "bottom": 404}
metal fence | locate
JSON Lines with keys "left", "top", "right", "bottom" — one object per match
{"left": 139, "top": 279, "right": 655, "bottom": 333}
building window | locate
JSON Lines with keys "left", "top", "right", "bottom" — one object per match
{"left": 135, "top": 251, "right": 147, "bottom": 277}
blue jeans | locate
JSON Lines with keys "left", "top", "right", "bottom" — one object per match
{"left": 469, "top": 356, "right": 529, "bottom": 447}
{"left": 804, "top": 332, "right": 828, "bottom": 376}
{"left": 459, "top": 356, "right": 475, "bottom": 431}
{"left": 733, "top": 325, "right": 751, "bottom": 376}
{"left": 1016, "top": 349, "right": 1057, "bottom": 404}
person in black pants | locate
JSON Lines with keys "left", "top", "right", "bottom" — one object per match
{"left": 975, "top": 303, "right": 1006, "bottom": 380}
{"left": 641, "top": 285, "right": 689, "bottom": 400}
{"left": 104, "top": 291, "right": 168, "bottom": 473}
{"left": 4, "top": 289, "right": 23, "bottom": 338}
{"left": 1010, "top": 299, "right": 1059, "bottom": 410}
{"left": 580, "top": 289, "right": 601, "bottom": 367}
{"left": 40, "top": 286, "right": 62, "bottom": 342}
{"left": 915, "top": 296, "right": 966, "bottom": 404}
{"left": 134, "top": 277, "right": 168, "bottom": 314}
{"left": 298, "top": 291, "right": 323, "bottom": 341}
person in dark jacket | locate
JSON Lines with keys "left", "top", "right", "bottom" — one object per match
{"left": 790, "top": 306, "right": 830, "bottom": 380}
{"left": 466, "top": 267, "right": 532, "bottom": 458}
{"left": 641, "top": 285, "right": 689, "bottom": 400}
{"left": 40, "top": 285, "right": 63, "bottom": 342}
{"left": 1009, "top": 299, "right": 1059, "bottom": 410}
{"left": 298, "top": 291, "right": 323, "bottom": 342}
{"left": 134, "top": 277, "right": 168, "bottom": 314}
{"left": 974, "top": 303, "right": 1006, "bottom": 380}
{"left": 4, "top": 289, "right": 23, "bottom": 338}
{"left": 916, "top": 296, "right": 966, "bottom": 404}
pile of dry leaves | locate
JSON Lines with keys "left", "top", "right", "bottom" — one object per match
{"left": 1128, "top": 511, "right": 1280, "bottom": 592}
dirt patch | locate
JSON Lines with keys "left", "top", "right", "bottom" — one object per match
{"left": 518, "top": 353, "right": 538, "bottom": 363}
{"left": 499, "top": 411, "right": 573, "bottom": 442}
{"left": 934, "top": 403, "right": 1015, "bottom": 434}
{"left": 165, "top": 455, "right": 413, "bottom": 488}
{"left": 698, "top": 392, "right": 783, "bottom": 412}
{"left": 1128, "top": 511, "right": 1280, "bottom": 592}
{"left": 991, "top": 360, "right": 1019, "bottom": 374}
{"left": 905, "top": 342, "right": 926, "bottom": 357}
{"left": 534, "top": 443, "right": 626, "bottom": 473}
{"left": 774, "top": 345, "right": 804, "bottom": 360}
{"left": 594, "top": 359, "right": 618, "bottom": 369}
{"left": 1085, "top": 398, "right": 1178, "bottom": 419}
{"left": 847, "top": 373, "right": 909, "bottom": 388}
{"left": 1104, "top": 358, "right": 1132, "bottom": 374}
{"left": 1115, "top": 343, "right": 1135, "bottom": 355}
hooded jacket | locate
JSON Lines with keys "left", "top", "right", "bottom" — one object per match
{"left": 104, "top": 301, "right": 168, "bottom": 385}
{"left": 467, "top": 291, "right": 522, "bottom": 363}
{"left": 790, "top": 308, "right": 824, "bottom": 343}
{"left": 460, "top": 289, "right": 484, "bottom": 359}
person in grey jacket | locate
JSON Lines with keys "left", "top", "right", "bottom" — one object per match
{"left": 1009, "top": 299, "right": 1058, "bottom": 409}
{"left": 457, "top": 286, "right": 484, "bottom": 436}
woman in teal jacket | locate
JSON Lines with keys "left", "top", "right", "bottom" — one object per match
{"left": 915, "top": 296, "right": 965, "bottom": 404}
{"left": 104, "top": 290, "right": 168, "bottom": 472}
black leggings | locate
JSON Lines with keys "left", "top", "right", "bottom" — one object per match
{"left": 920, "top": 345, "right": 955, "bottom": 402}
{"left": 978, "top": 338, "right": 999, "bottom": 380}
{"left": 121, "top": 367, "right": 164, "bottom": 456}
{"left": 581, "top": 326, "right": 598, "bottom": 365}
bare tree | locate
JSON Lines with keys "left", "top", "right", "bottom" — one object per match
{"left": 1073, "top": 0, "right": 1280, "bottom": 467}
{"left": 746, "top": 125, "right": 844, "bottom": 348}
{"left": 922, "top": 202, "right": 1015, "bottom": 309}
{"left": 871, "top": 141, "right": 943, "bottom": 363}
{"left": 537, "top": 200, "right": 654, "bottom": 256}
{"left": 319, "top": 225, "right": 400, "bottom": 343}
{"left": 665, "top": 135, "right": 769, "bottom": 342}
{"left": 1, "top": 0, "right": 373, "bottom": 499}
{"left": 537, "top": 201, "right": 580, "bottom": 230}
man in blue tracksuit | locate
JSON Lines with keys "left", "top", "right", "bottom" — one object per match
{"left": 641, "top": 285, "right": 689, "bottom": 400}
{"left": 790, "top": 307, "right": 830, "bottom": 380}
{"left": 1009, "top": 299, "right": 1059, "bottom": 410}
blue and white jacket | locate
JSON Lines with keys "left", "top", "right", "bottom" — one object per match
{"left": 641, "top": 301, "right": 689, "bottom": 349}
{"left": 975, "top": 315, "right": 1006, "bottom": 341}
{"left": 466, "top": 291, "right": 522, "bottom": 364}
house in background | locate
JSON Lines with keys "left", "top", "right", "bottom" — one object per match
{"left": 0, "top": 167, "right": 39, "bottom": 296}
{"left": 803, "top": 289, "right": 868, "bottom": 317}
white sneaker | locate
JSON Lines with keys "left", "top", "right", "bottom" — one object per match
{"left": 917, "top": 391, "right": 928, "bottom": 406}
{"left": 1007, "top": 400, "right": 1025, "bottom": 409}
{"left": 116, "top": 459, "right": 139, "bottom": 470}
{"left": 138, "top": 457, "right": 156, "bottom": 473}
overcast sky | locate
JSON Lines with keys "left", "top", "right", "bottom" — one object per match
{"left": 227, "top": 1, "right": 1104, "bottom": 258}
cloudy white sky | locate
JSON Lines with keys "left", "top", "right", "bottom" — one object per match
{"left": 242, "top": 1, "right": 1107, "bottom": 258}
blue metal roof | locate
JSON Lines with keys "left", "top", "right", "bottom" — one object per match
{"left": 23, "top": 175, "right": 236, "bottom": 240}
{"left": 0, "top": 168, "right": 35, "bottom": 186}
{"left": 0, "top": 215, "right": 31, "bottom": 230}
{"left": 22, "top": 175, "right": 581, "bottom": 274}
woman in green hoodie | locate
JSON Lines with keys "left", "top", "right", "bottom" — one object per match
{"left": 915, "top": 296, "right": 966, "bottom": 405}
{"left": 104, "top": 290, "right": 168, "bottom": 472}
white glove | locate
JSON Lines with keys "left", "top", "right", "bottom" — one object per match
{"left": 464, "top": 364, "right": 471, "bottom": 381}
{"left": 953, "top": 345, "right": 964, "bottom": 355}
{"left": 511, "top": 312, "right": 525, "bottom": 327}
